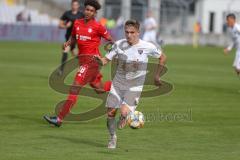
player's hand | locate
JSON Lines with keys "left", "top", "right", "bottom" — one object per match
{"left": 154, "top": 76, "right": 162, "bottom": 86}
{"left": 104, "top": 42, "right": 114, "bottom": 52}
{"left": 66, "top": 21, "right": 72, "bottom": 28}
{"left": 94, "top": 55, "right": 103, "bottom": 66}
{"left": 63, "top": 40, "right": 71, "bottom": 49}
{"left": 224, "top": 48, "right": 229, "bottom": 55}
{"left": 63, "top": 40, "right": 71, "bottom": 52}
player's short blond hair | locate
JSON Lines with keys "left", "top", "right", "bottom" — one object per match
{"left": 125, "top": 19, "right": 140, "bottom": 31}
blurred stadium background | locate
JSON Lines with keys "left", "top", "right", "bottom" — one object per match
{"left": 1, "top": 0, "right": 240, "bottom": 45}
{"left": 1, "top": 0, "right": 240, "bottom": 159}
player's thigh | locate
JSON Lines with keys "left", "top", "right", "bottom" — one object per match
{"left": 89, "top": 72, "right": 103, "bottom": 89}
{"left": 106, "top": 85, "right": 124, "bottom": 110}
{"left": 122, "top": 90, "right": 142, "bottom": 112}
{"left": 74, "top": 64, "right": 96, "bottom": 86}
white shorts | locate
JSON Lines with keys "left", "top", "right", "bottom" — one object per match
{"left": 233, "top": 50, "right": 240, "bottom": 70}
{"left": 106, "top": 84, "right": 143, "bottom": 112}
{"left": 143, "top": 30, "right": 157, "bottom": 43}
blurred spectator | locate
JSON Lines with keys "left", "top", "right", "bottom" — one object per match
{"left": 115, "top": 16, "right": 124, "bottom": 39}
{"left": 16, "top": 9, "right": 31, "bottom": 23}
{"left": 58, "top": 0, "right": 84, "bottom": 75}
{"left": 99, "top": 17, "right": 107, "bottom": 27}
{"left": 193, "top": 21, "right": 201, "bottom": 48}
{"left": 116, "top": 16, "right": 124, "bottom": 28}
{"left": 106, "top": 18, "right": 116, "bottom": 29}
{"left": 142, "top": 11, "right": 157, "bottom": 44}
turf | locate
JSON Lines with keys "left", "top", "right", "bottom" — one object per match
{"left": 0, "top": 41, "right": 239, "bottom": 160}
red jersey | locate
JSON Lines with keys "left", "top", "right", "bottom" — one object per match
{"left": 71, "top": 18, "right": 110, "bottom": 56}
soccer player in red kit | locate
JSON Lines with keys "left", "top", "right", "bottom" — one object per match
{"left": 43, "top": 0, "right": 113, "bottom": 127}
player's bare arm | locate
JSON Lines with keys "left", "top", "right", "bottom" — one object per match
{"left": 154, "top": 53, "right": 167, "bottom": 86}
{"left": 94, "top": 56, "right": 110, "bottom": 66}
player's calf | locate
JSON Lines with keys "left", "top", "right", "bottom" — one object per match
{"left": 107, "top": 108, "right": 117, "bottom": 136}
{"left": 107, "top": 108, "right": 117, "bottom": 149}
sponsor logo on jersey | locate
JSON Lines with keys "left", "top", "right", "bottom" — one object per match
{"left": 138, "top": 50, "right": 143, "bottom": 55}
{"left": 88, "top": 28, "right": 92, "bottom": 33}
{"left": 76, "top": 34, "right": 91, "bottom": 41}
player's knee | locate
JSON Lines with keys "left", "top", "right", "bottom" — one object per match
{"left": 120, "top": 106, "right": 130, "bottom": 117}
{"left": 67, "top": 94, "right": 78, "bottom": 103}
{"left": 107, "top": 108, "right": 117, "bottom": 117}
{"left": 69, "top": 85, "right": 81, "bottom": 95}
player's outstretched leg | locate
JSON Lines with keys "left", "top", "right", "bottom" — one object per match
{"left": 107, "top": 108, "right": 117, "bottom": 149}
{"left": 44, "top": 73, "right": 82, "bottom": 127}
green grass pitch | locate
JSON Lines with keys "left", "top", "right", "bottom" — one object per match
{"left": 0, "top": 41, "right": 239, "bottom": 160}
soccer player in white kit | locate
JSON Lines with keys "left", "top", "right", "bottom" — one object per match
{"left": 142, "top": 11, "right": 158, "bottom": 44}
{"left": 96, "top": 19, "right": 167, "bottom": 149}
{"left": 224, "top": 13, "right": 240, "bottom": 75}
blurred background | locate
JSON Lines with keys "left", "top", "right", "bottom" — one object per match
{"left": 0, "top": 0, "right": 240, "bottom": 46}
{"left": 1, "top": 1, "right": 240, "bottom": 159}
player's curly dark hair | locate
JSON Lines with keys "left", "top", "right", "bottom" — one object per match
{"left": 84, "top": 0, "right": 101, "bottom": 10}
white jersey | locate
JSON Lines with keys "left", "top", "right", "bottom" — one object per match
{"left": 106, "top": 39, "right": 162, "bottom": 84}
{"left": 105, "top": 39, "right": 162, "bottom": 110}
{"left": 227, "top": 23, "right": 240, "bottom": 51}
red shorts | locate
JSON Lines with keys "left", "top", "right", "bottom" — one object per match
{"left": 74, "top": 62, "right": 103, "bottom": 88}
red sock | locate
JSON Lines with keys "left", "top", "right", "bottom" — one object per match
{"left": 58, "top": 94, "right": 78, "bottom": 120}
{"left": 104, "top": 81, "right": 112, "bottom": 91}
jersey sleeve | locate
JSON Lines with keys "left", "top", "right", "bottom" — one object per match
{"left": 105, "top": 43, "right": 118, "bottom": 60}
{"left": 60, "top": 11, "right": 68, "bottom": 21}
{"left": 147, "top": 44, "right": 162, "bottom": 58}
{"left": 98, "top": 24, "right": 110, "bottom": 40}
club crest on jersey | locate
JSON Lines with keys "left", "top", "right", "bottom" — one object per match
{"left": 138, "top": 50, "right": 143, "bottom": 55}
{"left": 88, "top": 28, "right": 92, "bottom": 33}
